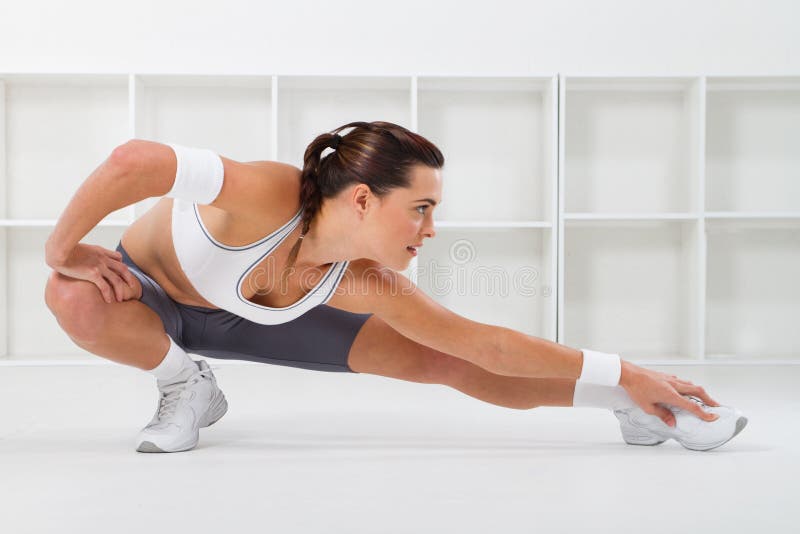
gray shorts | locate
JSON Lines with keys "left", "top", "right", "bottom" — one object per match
{"left": 115, "top": 241, "right": 372, "bottom": 373}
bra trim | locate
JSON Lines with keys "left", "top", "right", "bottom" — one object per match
{"left": 236, "top": 257, "right": 348, "bottom": 312}
{"left": 193, "top": 203, "right": 303, "bottom": 251}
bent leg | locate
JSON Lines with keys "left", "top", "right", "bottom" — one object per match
{"left": 347, "top": 314, "right": 577, "bottom": 409}
{"left": 45, "top": 270, "right": 172, "bottom": 370}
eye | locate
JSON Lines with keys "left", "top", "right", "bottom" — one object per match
{"left": 415, "top": 205, "right": 428, "bottom": 215}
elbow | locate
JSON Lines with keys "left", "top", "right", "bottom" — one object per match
{"left": 108, "top": 139, "right": 148, "bottom": 175}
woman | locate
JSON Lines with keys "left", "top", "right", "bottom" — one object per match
{"left": 43, "top": 121, "right": 746, "bottom": 453}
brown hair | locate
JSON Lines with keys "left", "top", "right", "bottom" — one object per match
{"left": 281, "top": 120, "right": 444, "bottom": 283}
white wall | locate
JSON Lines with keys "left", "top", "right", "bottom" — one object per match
{"left": 0, "top": 0, "right": 797, "bottom": 75}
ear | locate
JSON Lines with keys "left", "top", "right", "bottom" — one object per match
{"left": 352, "top": 184, "right": 374, "bottom": 217}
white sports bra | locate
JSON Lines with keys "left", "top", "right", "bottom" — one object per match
{"left": 171, "top": 198, "right": 351, "bottom": 325}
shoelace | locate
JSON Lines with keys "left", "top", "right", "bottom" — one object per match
{"left": 686, "top": 395, "right": 707, "bottom": 408}
{"left": 155, "top": 382, "right": 185, "bottom": 420}
{"left": 155, "top": 371, "right": 212, "bottom": 420}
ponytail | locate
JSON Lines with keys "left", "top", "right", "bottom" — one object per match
{"left": 280, "top": 132, "right": 339, "bottom": 285}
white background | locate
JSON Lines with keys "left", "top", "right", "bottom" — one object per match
{"left": 0, "top": 3, "right": 797, "bottom": 533}
{"left": 0, "top": 0, "right": 797, "bottom": 75}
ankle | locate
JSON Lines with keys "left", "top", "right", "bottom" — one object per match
{"left": 147, "top": 335, "right": 197, "bottom": 384}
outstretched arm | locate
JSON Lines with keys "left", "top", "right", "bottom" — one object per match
{"left": 365, "top": 265, "right": 725, "bottom": 423}
{"left": 365, "top": 263, "right": 628, "bottom": 383}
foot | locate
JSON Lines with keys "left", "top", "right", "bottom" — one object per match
{"left": 135, "top": 360, "right": 228, "bottom": 453}
{"left": 613, "top": 395, "right": 748, "bottom": 451}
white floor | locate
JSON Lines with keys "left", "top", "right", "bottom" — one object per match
{"left": 0, "top": 361, "right": 795, "bottom": 533}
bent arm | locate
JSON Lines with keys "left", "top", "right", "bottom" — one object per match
{"left": 44, "top": 139, "right": 177, "bottom": 267}
{"left": 367, "top": 263, "right": 634, "bottom": 384}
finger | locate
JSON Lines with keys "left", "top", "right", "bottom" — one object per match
{"left": 677, "top": 395, "right": 718, "bottom": 422}
{"left": 100, "top": 265, "right": 127, "bottom": 302}
{"left": 653, "top": 404, "right": 675, "bottom": 427}
{"left": 665, "top": 373, "right": 692, "bottom": 384}
{"left": 107, "top": 259, "right": 138, "bottom": 289}
{"left": 672, "top": 382, "right": 720, "bottom": 407}
{"left": 671, "top": 378, "right": 694, "bottom": 386}
{"left": 91, "top": 270, "right": 115, "bottom": 304}
{"left": 689, "top": 385, "right": 720, "bottom": 407}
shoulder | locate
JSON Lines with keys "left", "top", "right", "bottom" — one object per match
{"left": 209, "top": 158, "right": 302, "bottom": 221}
{"left": 326, "top": 258, "right": 395, "bottom": 314}
{"left": 332, "top": 258, "right": 427, "bottom": 317}
{"left": 330, "top": 259, "right": 501, "bottom": 367}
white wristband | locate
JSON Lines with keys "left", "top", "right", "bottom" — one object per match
{"left": 578, "top": 349, "right": 622, "bottom": 387}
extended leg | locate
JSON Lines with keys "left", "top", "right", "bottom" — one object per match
{"left": 347, "top": 314, "right": 576, "bottom": 409}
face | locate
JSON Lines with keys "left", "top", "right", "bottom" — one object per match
{"left": 361, "top": 165, "right": 442, "bottom": 271}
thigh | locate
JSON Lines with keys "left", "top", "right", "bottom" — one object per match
{"left": 115, "top": 241, "right": 184, "bottom": 346}
{"left": 182, "top": 304, "right": 374, "bottom": 374}
{"left": 345, "top": 313, "right": 463, "bottom": 383}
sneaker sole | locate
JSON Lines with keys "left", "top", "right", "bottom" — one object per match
{"left": 136, "top": 435, "right": 198, "bottom": 453}
{"left": 622, "top": 434, "right": 667, "bottom": 446}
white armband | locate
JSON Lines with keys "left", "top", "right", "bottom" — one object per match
{"left": 578, "top": 349, "right": 622, "bottom": 386}
{"left": 165, "top": 143, "right": 224, "bottom": 205}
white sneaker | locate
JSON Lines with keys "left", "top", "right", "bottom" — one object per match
{"left": 613, "top": 395, "right": 748, "bottom": 451}
{"left": 135, "top": 359, "right": 228, "bottom": 453}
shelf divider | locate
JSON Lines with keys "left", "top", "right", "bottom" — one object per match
{"left": 408, "top": 75, "right": 420, "bottom": 286}
{"left": 127, "top": 73, "right": 138, "bottom": 224}
{"left": 696, "top": 76, "right": 708, "bottom": 361}
{"left": 271, "top": 75, "right": 278, "bottom": 161}
{"left": 557, "top": 73, "right": 566, "bottom": 345}
{"left": 0, "top": 79, "right": 7, "bottom": 358}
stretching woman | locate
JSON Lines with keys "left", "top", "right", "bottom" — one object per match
{"left": 43, "top": 121, "right": 746, "bottom": 453}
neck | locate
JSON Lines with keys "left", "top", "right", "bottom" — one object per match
{"left": 291, "top": 202, "right": 369, "bottom": 268}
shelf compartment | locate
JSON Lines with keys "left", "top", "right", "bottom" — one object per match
{"left": 417, "top": 76, "right": 556, "bottom": 223}
{"left": 133, "top": 74, "right": 273, "bottom": 160}
{"left": 563, "top": 76, "right": 700, "bottom": 214}
{"left": 705, "top": 217, "right": 800, "bottom": 360}
{"left": 276, "top": 76, "right": 412, "bottom": 169}
{"left": 563, "top": 219, "right": 701, "bottom": 360}
{"left": 706, "top": 76, "right": 800, "bottom": 213}
{"left": 5, "top": 225, "right": 127, "bottom": 359}
{"left": 416, "top": 227, "right": 556, "bottom": 339}
{"left": 131, "top": 74, "right": 274, "bottom": 217}
{"left": 3, "top": 74, "right": 130, "bottom": 221}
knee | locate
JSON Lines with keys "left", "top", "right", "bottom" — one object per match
{"left": 45, "top": 270, "right": 108, "bottom": 343}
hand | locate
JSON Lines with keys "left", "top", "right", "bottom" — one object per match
{"left": 620, "top": 361, "right": 721, "bottom": 427}
{"left": 50, "top": 243, "right": 140, "bottom": 304}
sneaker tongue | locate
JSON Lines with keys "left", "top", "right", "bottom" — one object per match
{"left": 157, "top": 366, "right": 196, "bottom": 387}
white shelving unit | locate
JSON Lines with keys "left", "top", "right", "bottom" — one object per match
{"left": 415, "top": 76, "right": 558, "bottom": 340}
{"left": 558, "top": 75, "right": 800, "bottom": 363}
{"left": 0, "top": 73, "right": 797, "bottom": 364}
